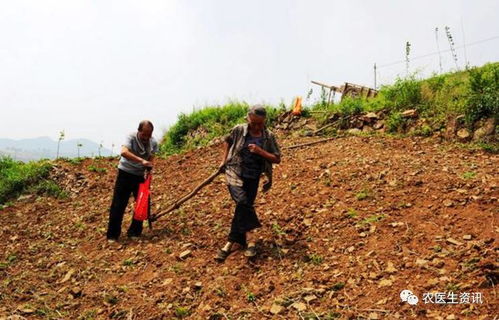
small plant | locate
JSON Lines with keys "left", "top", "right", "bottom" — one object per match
{"left": 386, "top": 112, "right": 406, "bottom": 133}
{"left": 433, "top": 245, "right": 442, "bottom": 253}
{"left": 104, "top": 294, "right": 119, "bottom": 305}
{"left": 462, "top": 171, "right": 476, "bottom": 180}
{"left": 272, "top": 223, "right": 286, "bottom": 236}
{"left": 477, "top": 142, "right": 499, "bottom": 154}
{"left": 170, "top": 263, "right": 183, "bottom": 274}
{"left": 246, "top": 292, "right": 256, "bottom": 302}
{"left": 446, "top": 283, "right": 460, "bottom": 292}
{"left": 346, "top": 208, "right": 358, "bottom": 218}
{"left": 307, "top": 253, "right": 323, "bottom": 265}
{"left": 78, "top": 310, "right": 97, "bottom": 320}
{"left": 214, "top": 287, "right": 226, "bottom": 297}
{"left": 331, "top": 282, "right": 345, "bottom": 291}
{"left": 359, "top": 214, "right": 385, "bottom": 225}
{"left": 87, "top": 165, "right": 107, "bottom": 173}
{"left": 31, "top": 180, "right": 68, "bottom": 199}
{"left": 122, "top": 258, "right": 135, "bottom": 266}
{"left": 175, "top": 307, "right": 190, "bottom": 318}
{"left": 355, "top": 189, "right": 370, "bottom": 201}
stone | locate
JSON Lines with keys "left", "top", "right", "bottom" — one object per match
{"left": 291, "top": 302, "right": 307, "bottom": 311}
{"left": 179, "top": 250, "right": 192, "bottom": 260}
{"left": 369, "top": 312, "right": 380, "bottom": 320}
{"left": 402, "top": 109, "right": 418, "bottom": 118}
{"left": 378, "top": 279, "right": 393, "bottom": 287}
{"left": 347, "top": 128, "right": 362, "bottom": 134}
{"left": 270, "top": 304, "right": 284, "bottom": 315}
{"left": 457, "top": 128, "right": 471, "bottom": 141}
{"left": 446, "top": 238, "right": 463, "bottom": 246}
{"left": 194, "top": 282, "right": 203, "bottom": 290}
{"left": 443, "top": 199, "right": 454, "bottom": 207}
{"left": 385, "top": 262, "right": 398, "bottom": 274}
{"left": 365, "top": 112, "right": 378, "bottom": 119}
{"left": 70, "top": 286, "right": 82, "bottom": 298}
{"left": 416, "top": 258, "right": 429, "bottom": 266}
{"left": 473, "top": 118, "right": 496, "bottom": 141}
{"left": 373, "top": 120, "right": 385, "bottom": 130}
{"left": 463, "top": 234, "right": 473, "bottom": 240}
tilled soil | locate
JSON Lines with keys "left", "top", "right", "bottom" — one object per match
{"left": 0, "top": 135, "right": 497, "bottom": 319}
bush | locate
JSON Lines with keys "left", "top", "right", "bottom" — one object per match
{"left": 465, "top": 63, "right": 499, "bottom": 126}
{"left": 0, "top": 157, "right": 53, "bottom": 204}
{"left": 378, "top": 76, "right": 423, "bottom": 111}
{"left": 386, "top": 112, "right": 406, "bottom": 133}
{"left": 160, "top": 102, "right": 280, "bottom": 155}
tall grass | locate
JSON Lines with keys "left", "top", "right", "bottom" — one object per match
{"left": 310, "top": 62, "right": 499, "bottom": 132}
{"left": 159, "top": 101, "right": 281, "bottom": 155}
{"left": 0, "top": 157, "right": 58, "bottom": 205}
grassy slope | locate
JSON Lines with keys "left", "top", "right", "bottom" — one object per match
{"left": 159, "top": 62, "right": 498, "bottom": 155}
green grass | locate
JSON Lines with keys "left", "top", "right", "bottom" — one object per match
{"left": 158, "top": 63, "right": 497, "bottom": 156}
{"left": 0, "top": 156, "right": 59, "bottom": 205}
{"left": 159, "top": 101, "right": 282, "bottom": 155}
{"left": 310, "top": 62, "right": 499, "bottom": 135}
{"left": 358, "top": 214, "right": 386, "bottom": 225}
{"left": 87, "top": 165, "right": 107, "bottom": 173}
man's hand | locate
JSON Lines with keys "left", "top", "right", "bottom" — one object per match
{"left": 218, "top": 161, "right": 226, "bottom": 173}
{"left": 248, "top": 144, "right": 263, "bottom": 155}
{"left": 141, "top": 159, "right": 153, "bottom": 168}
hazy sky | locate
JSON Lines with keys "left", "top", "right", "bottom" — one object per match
{"left": 1, "top": 0, "right": 498, "bottom": 147}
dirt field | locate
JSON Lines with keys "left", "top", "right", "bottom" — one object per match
{"left": 1, "top": 135, "right": 497, "bottom": 319}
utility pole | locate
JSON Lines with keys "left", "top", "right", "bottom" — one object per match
{"left": 461, "top": 18, "right": 469, "bottom": 68}
{"left": 374, "top": 63, "right": 377, "bottom": 89}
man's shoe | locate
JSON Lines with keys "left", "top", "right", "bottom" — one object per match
{"left": 214, "top": 249, "right": 231, "bottom": 262}
{"left": 244, "top": 245, "right": 257, "bottom": 258}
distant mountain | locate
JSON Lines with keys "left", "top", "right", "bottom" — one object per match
{"left": 0, "top": 137, "right": 113, "bottom": 161}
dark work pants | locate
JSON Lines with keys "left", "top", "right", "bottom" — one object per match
{"left": 106, "top": 169, "right": 148, "bottom": 240}
{"left": 227, "top": 178, "right": 262, "bottom": 246}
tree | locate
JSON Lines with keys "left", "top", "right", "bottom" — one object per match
{"left": 77, "top": 142, "right": 83, "bottom": 158}
{"left": 56, "top": 130, "right": 65, "bottom": 159}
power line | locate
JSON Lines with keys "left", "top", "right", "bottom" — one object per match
{"left": 377, "top": 35, "right": 499, "bottom": 68}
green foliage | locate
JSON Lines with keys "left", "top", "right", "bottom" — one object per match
{"left": 174, "top": 307, "right": 190, "bottom": 318}
{"left": 61, "top": 157, "right": 84, "bottom": 165}
{"left": 30, "top": 180, "right": 68, "bottom": 199}
{"left": 345, "top": 208, "right": 358, "bottom": 218}
{"left": 379, "top": 76, "right": 423, "bottom": 111}
{"left": 246, "top": 292, "right": 256, "bottom": 302}
{"left": 355, "top": 189, "right": 371, "bottom": 201}
{"left": 359, "top": 214, "right": 386, "bottom": 225}
{"left": 465, "top": 63, "right": 499, "bottom": 126}
{"left": 0, "top": 157, "right": 54, "bottom": 204}
{"left": 160, "top": 101, "right": 281, "bottom": 155}
{"left": 386, "top": 112, "right": 406, "bottom": 133}
{"left": 272, "top": 223, "right": 286, "bottom": 236}
{"left": 330, "top": 282, "right": 345, "bottom": 291}
{"left": 307, "top": 253, "right": 323, "bottom": 265}
{"left": 461, "top": 171, "right": 476, "bottom": 180}
{"left": 87, "top": 165, "right": 107, "bottom": 173}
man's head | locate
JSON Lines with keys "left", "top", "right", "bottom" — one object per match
{"left": 137, "top": 120, "right": 154, "bottom": 142}
{"left": 247, "top": 105, "right": 266, "bottom": 132}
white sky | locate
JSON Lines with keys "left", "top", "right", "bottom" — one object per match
{"left": 1, "top": 0, "right": 498, "bottom": 147}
